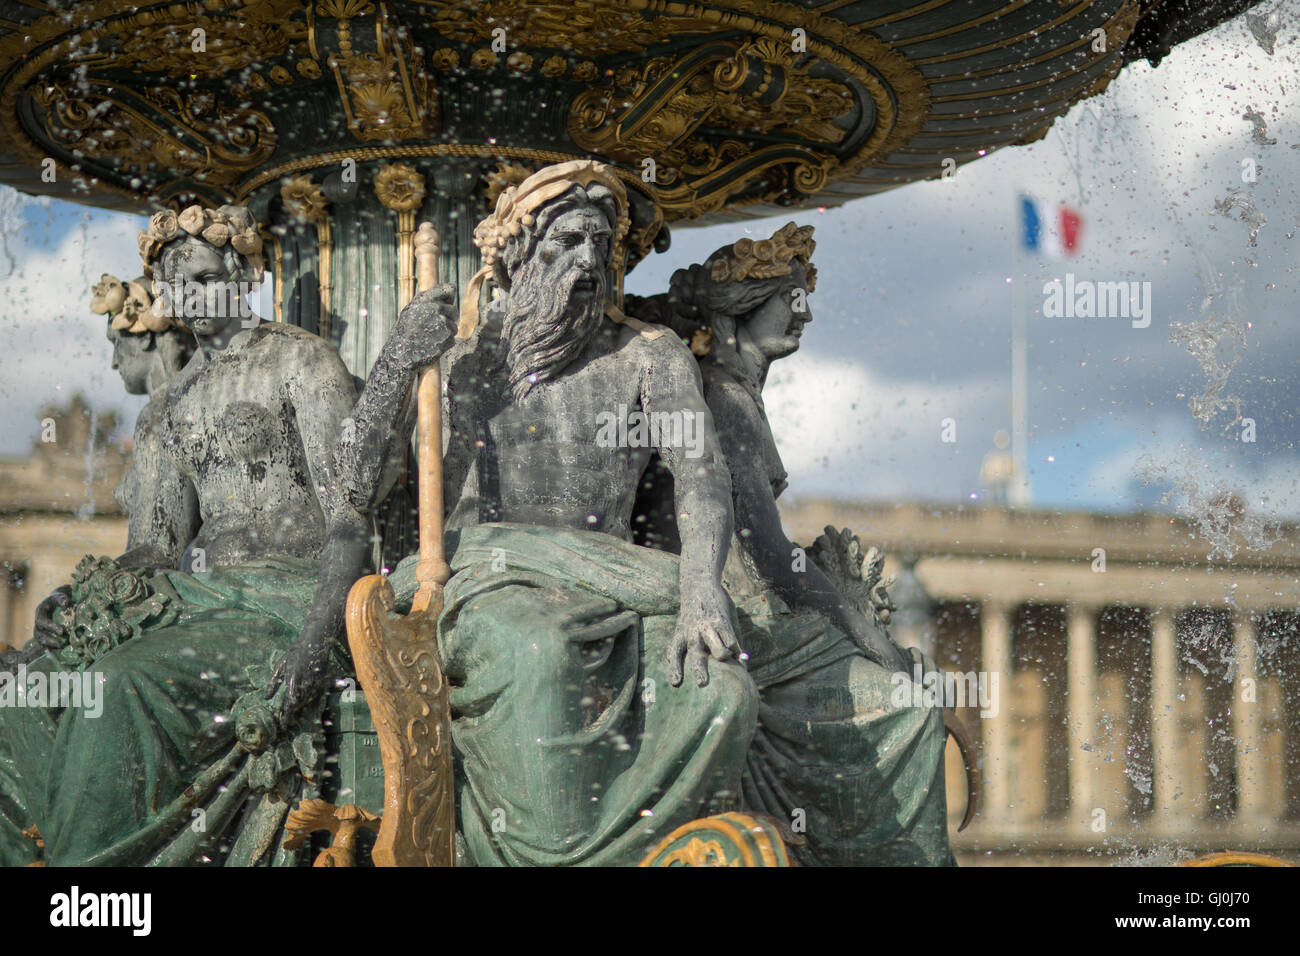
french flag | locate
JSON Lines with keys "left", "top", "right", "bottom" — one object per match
{"left": 1020, "top": 195, "right": 1083, "bottom": 258}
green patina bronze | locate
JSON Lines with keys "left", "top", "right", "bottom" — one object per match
{"left": 1, "top": 523, "right": 951, "bottom": 867}
{"left": 0, "top": 557, "right": 339, "bottom": 867}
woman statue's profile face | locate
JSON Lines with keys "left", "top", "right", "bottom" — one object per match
{"left": 744, "top": 259, "right": 812, "bottom": 362}
{"left": 105, "top": 321, "right": 154, "bottom": 395}
{"left": 160, "top": 238, "right": 245, "bottom": 341}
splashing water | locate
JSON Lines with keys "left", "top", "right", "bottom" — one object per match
{"left": 1212, "top": 190, "right": 1267, "bottom": 246}
{"left": 1135, "top": 454, "right": 1281, "bottom": 561}
{"left": 1169, "top": 316, "right": 1246, "bottom": 427}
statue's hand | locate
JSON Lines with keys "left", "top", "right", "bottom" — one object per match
{"left": 667, "top": 589, "right": 743, "bottom": 688}
{"left": 848, "top": 611, "right": 911, "bottom": 673}
{"left": 32, "top": 585, "right": 72, "bottom": 652}
{"left": 0, "top": 645, "right": 41, "bottom": 673}
{"left": 265, "top": 630, "right": 331, "bottom": 729}
{"left": 392, "top": 283, "right": 459, "bottom": 372}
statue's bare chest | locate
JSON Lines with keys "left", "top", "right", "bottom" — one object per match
{"left": 162, "top": 352, "right": 289, "bottom": 478}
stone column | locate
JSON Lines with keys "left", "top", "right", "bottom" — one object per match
{"left": 1149, "top": 607, "right": 1180, "bottom": 829}
{"left": 980, "top": 600, "right": 1014, "bottom": 827}
{"left": 1231, "top": 609, "right": 1268, "bottom": 823}
{"left": 1066, "top": 603, "right": 1099, "bottom": 829}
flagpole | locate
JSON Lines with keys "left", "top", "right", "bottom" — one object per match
{"left": 1011, "top": 195, "right": 1030, "bottom": 508}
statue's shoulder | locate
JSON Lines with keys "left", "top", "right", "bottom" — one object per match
{"left": 613, "top": 318, "right": 688, "bottom": 359}
{"left": 247, "top": 320, "right": 320, "bottom": 346}
{"left": 248, "top": 322, "right": 346, "bottom": 365}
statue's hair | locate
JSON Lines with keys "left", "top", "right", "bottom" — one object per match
{"left": 665, "top": 247, "right": 810, "bottom": 393}
{"left": 139, "top": 203, "right": 265, "bottom": 284}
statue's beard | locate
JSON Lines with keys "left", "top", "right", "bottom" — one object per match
{"left": 501, "top": 261, "right": 606, "bottom": 402}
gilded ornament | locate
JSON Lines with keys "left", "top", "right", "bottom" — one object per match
{"left": 318, "top": 0, "right": 376, "bottom": 19}
{"left": 281, "top": 175, "right": 331, "bottom": 224}
{"left": 540, "top": 55, "right": 567, "bottom": 78}
{"left": 483, "top": 162, "right": 535, "bottom": 207}
{"left": 709, "top": 221, "right": 817, "bottom": 290}
{"left": 423, "top": 0, "right": 719, "bottom": 56}
{"left": 470, "top": 49, "right": 497, "bottom": 70}
{"left": 431, "top": 48, "right": 460, "bottom": 70}
{"left": 321, "top": 4, "right": 432, "bottom": 140}
{"left": 374, "top": 162, "right": 427, "bottom": 213}
{"left": 660, "top": 837, "right": 739, "bottom": 867}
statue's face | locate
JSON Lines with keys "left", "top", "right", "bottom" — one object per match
{"left": 105, "top": 321, "right": 153, "bottom": 395}
{"left": 535, "top": 205, "right": 612, "bottom": 304}
{"left": 745, "top": 259, "right": 812, "bottom": 362}
{"left": 160, "top": 238, "right": 243, "bottom": 341}
{"left": 501, "top": 200, "right": 615, "bottom": 401}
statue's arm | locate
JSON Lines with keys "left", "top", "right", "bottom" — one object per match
{"left": 334, "top": 283, "right": 459, "bottom": 514}
{"left": 641, "top": 336, "right": 741, "bottom": 687}
{"left": 268, "top": 288, "right": 458, "bottom": 724}
{"left": 716, "top": 382, "right": 908, "bottom": 671}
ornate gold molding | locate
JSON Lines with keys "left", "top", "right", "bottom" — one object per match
{"left": 281, "top": 174, "right": 335, "bottom": 339}
{"left": 88, "top": 2, "right": 306, "bottom": 78}
{"left": 0, "top": 0, "right": 1161, "bottom": 225}
{"left": 374, "top": 161, "right": 427, "bottom": 306}
{"left": 345, "top": 573, "right": 455, "bottom": 867}
{"left": 309, "top": 0, "right": 433, "bottom": 141}
{"left": 638, "top": 812, "right": 792, "bottom": 866}
{"left": 283, "top": 798, "right": 381, "bottom": 866}
{"left": 417, "top": 0, "right": 717, "bottom": 55}
{"left": 31, "top": 80, "right": 276, "bottom": 189}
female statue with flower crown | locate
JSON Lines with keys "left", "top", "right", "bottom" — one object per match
{"left": 0, "top": 203, "right": 410, "bottom": 866}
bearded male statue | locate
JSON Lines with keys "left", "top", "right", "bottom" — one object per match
{"left": 347, "top": 160, "right": 953, "bottom": 866}
{"left": 339, "top": 161, "right": 754, "bottom": 865}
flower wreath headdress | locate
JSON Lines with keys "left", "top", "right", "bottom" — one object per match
{"left": 136, "top": 205, "right": 266, "bottom": 315}
{"left": 709, "top": 221, "right": 818, "bottom": 291}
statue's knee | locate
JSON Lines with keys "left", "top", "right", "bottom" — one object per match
{"left": 697, "top": 661, "right": 760, "bottom": 736}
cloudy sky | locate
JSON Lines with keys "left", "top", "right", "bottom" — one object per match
{"left": 1, "top": 8, "right": 1297, "bottom": 542}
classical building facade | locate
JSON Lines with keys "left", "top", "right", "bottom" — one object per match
{"left": 0, "top": 397, "right": 128, "bottom": 649}
{"left": 781, "top": 499, "right": 1300, "bottom": 866}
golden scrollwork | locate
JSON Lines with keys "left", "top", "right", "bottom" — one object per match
{"left": 95, "top": 9, "right": 304, "bottom": 80}
{"left": 312, "top": 1, "right": 433, "bottom": 141}
{"left": 345, "top": 573, "right": 455, "bottom": 867}
{"left": 660, "top": 838, "right": 739, "bottom": 867}
{"left": 0, "top": 0, "right": 1155, "bottom": 225}
{"left": 568, "top": 37, "right": 852, "bottom": 215}
{"left": 32, "top": 81, "right": 276, "bottom": 188}
{"left": 280, "top": 174, "right": 334, "bottom": 338}
{"left": 416, "top": 0, "right": 720, "bottom": 56}
{"left": 638, "top": 812, "right": 792, "bottom": 866}
{"left": 375, "top": 161, "right": 427, "bottom": 304}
